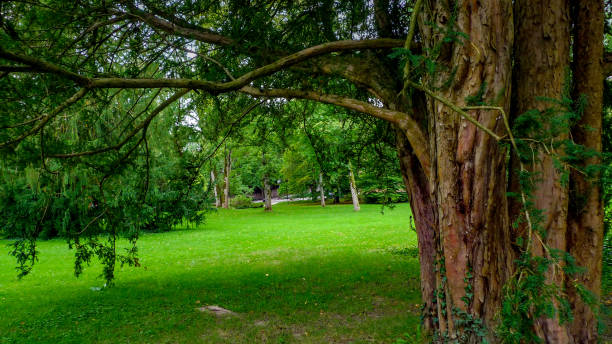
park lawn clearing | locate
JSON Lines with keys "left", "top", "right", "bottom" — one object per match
{"left": 0, "top": 202, "right": 421, "bottom": 343}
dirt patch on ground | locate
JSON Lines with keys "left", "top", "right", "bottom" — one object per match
{"left": 196, "top": 305, "right": 239, "bottom": 317}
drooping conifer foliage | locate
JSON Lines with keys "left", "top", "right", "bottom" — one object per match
{"left": 0, "top": 0, "right": 609, "bottom": 342}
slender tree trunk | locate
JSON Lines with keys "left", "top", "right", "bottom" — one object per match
{"left": 348, "top": 163, "right": 360, "bottom": 211}
{"left": 263, "top": 176, "right": 272, "bottom": 211}
{"left": 211, "top": 169, "right": 221, "bottom": 208}
{"left": 262, "top": 151, "right": 272, "bottom": 212}
{"left": 333, "top": 186, "right": 340, "bottom": 204}
{"left": 318, "top": 172, "right": 326, "bottom": 207}
{"left": 415, "top": 1, "right": 515, "bottom": 340}
{"left": 513, "top": 1, "right": 572, "bottom": 341}
{"left": 567, "top": 1, "right": 604, "bottom": 342}
{"left": 223, "top": 149, "right": 231, "bottom": 209}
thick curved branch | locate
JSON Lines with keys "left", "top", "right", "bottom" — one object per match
{"left": 0, "top": 48, "right": 90, "bottom": 85}
{"left": 119, "top": 7, "right": 235, "bottom": 46}
{"left": 1, "top": 39, "right": 403, "bottom": 92}
{"left": 240, "top": 86, "right": 431, "bottom": 177}
{"left": 97, "top": 39, "right": 403, "bottom": 91}
{"left": 296, "top": 53, "right": 400, "bottom": 104}
{"left": 49, "top": 89, "right": 190, "bottom": 158}
{"left": 0, "top": 88, "right": 89, "bottom": 148}
{"left": 61, "top": 15, "right": 128, "bottom": 55}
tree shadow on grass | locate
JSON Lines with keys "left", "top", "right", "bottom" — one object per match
{"left": 1, "top": 252, "right": 422, "bottom": 344}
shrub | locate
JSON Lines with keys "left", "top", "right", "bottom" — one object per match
{"left": 361, "top": 189, "right": 409, "bottom": 204}
{"left": 230, "top": 194, "right": 262, "bottom": 209}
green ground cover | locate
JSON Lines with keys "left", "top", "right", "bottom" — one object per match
{"left": 0, "top": 202, "right": 421, "bottom": 343}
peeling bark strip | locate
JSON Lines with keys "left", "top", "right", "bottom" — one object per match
{"left": 513, "top": 0, "right": 572, "bottom": 341}
{"left": 416, "top": 0, "right": 514, "bottom": 340}
{"left": 567, "top": 1, "right": 605, "bottom": 342}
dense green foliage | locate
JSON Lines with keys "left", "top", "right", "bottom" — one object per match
{"left": 0, "top": 0, "right": 407, "bottom": 282}
{"left": 0, "top": 89, "right": 213, "bottom": 281}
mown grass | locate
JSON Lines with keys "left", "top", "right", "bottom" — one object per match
{"left": 0, "top": 202, "right": 421, "bottom": 343}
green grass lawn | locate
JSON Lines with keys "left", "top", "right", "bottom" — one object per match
{"left": 0, "top": 202, "right": 421, "bottom": 343}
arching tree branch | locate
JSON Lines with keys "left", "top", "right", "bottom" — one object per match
{"left": 119, "top": 7, "right": 235, "bottom": 46}
{"left": 1, "top": 39, "right": 403, "bottom": 92}
{"left": 0, "top": 88, "right": 89, "bottom": 148}
{"left": 239, "top": 86, "right": 431, "bottom": 177}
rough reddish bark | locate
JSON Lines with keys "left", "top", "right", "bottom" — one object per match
{"left": 567, "top": 1, "right": 605, "bottom": 342}
{"left": 395, "top": 127, "right": 437, "bottom": 332}
{"left": 415, "top": 0, "right": 515, "bottom": 339}
{"left": 512, "top": 0, "right": 572, "bottom": 341}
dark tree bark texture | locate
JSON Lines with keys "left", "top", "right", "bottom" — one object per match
{"left": 513, "top": 0, "right": 572, "bottom": 341}
{"left": 567, "top": 1, "right": 605, "bottom": 342}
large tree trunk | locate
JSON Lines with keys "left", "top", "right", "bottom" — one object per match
{"left": 567, "top": 1, "right": 605, "bottom": 342}
{"left": 348, "top": 162, "right": 360, "bottom": 211}
{"left": 211, "top": 169, "right": 221, "bottom": 208}
{"left": 222, "top": 149, "right": 231, "bottom": 209}
{"left": 512, "top": 0, "right": 572, "bottom": 341}
{"left": 398, "top": 1, "right": 604, "bottom": 341}
{"left": 413, "top": 1, "right": 515, "bottom": 340}
{"left": 318, "top": 172, "right": 326, "bottom": 207}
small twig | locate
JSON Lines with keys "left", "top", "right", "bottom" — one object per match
{"left": 460, "top": 105, "right": 537, "bottom": 252}
{"left": 0, "top": 88, "right": 88, "bottom": 148}
{"left": 0, "top": 115, "right": 44, "bottom": 130}
{"left": 48, "top": 89, "right": 189, "bottom": 158}
{"left": 400, "top": 0, "right": 424, "bottom": 96}
{"left": 406, "top": 82, "right": 502, "bottom": 140}
{"left": 40, "top": 129, "right": 59, "bottom": 175}
{"left": 77, "top": 209, "right": 108, "bottom": 235}
{"left": 201, "top": 100, "right": 264, "bottom": 162}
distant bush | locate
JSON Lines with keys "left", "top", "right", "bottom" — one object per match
{"left": 361, "top": 189, "right": 408, "bottom": 204}
{"left": 230, "top": 194, "right": 262, "bottom": 209}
